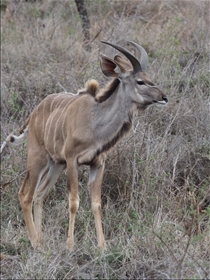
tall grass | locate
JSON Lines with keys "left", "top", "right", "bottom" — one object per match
{"left": 1, "top": 0, "right": 210, "bottom": 279}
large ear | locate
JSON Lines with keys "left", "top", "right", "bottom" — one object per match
{"left": 114, "top": 55, "right": 132, "bottom": 71}
{"left": 101, "top": 40, "right": 142, "bottom": 74}
{"left": 100, "top": 54, "right": 125, "bottom": 77}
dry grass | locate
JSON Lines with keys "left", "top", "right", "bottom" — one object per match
{"left": 1, "top": 0, "right": 210, "bottom": 279}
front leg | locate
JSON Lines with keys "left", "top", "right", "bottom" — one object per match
{"left": 89, "top": 155, "right": 107, "bottom": 250}
{"left": 66, "top": 159, "right": 79, "bottom": 250}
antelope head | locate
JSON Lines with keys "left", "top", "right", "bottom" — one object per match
{"left": 100, "top": 41, "right": 168, "bottom": 110}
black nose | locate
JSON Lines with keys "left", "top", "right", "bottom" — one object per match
{"left": 163, "top": 97, "right": 168, "bottom": 103}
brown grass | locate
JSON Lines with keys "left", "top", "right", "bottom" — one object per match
{"left": 1, "top": 0, "right": 210, "bottom": 279}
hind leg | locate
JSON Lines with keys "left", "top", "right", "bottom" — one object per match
{"left": 18, "top": 149, "right": 48, "bottom": 249}
{"left": 33, "top": 158, "right": 65, "bottom": 243}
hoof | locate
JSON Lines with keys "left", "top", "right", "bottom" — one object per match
{"left": 98, "top": 242, "right": 107, "bottom": 251}
{"left": 31, "top": 237, "right": 42, "bottom": 250}
{"left": 66, "top": 239, "right": 74, "bottom": 251}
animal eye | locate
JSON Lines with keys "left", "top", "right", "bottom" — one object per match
{"left": 136, "top": 80, "right": 145, "bottom": 85}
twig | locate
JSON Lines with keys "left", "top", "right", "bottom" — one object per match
{"left": 153, "top": 219, "right": 193, "bottom": 279}
{"left": 90, "top": 28, "right": 102, "bottom": 44}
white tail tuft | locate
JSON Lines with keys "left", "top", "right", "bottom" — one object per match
{"left": 9, "top": 127, "right": 28, "bottom": 145}
{"left": 0, "top": 127, "right": 28, "bottom": 154}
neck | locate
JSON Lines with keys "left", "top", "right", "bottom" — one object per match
{"left": 93, "top": 82, "right": 135, "bottom": 155}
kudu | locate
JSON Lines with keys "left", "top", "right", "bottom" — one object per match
{"left": 3, "top": 41, "right": 168, "bottom": 250}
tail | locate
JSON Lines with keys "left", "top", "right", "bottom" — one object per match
{"left": 78, "top": 79, "right": 100, "bottom": 97}
{"left": 0, "top": 118, "right": 29, "bottom": 154}
{"left": 7, "top": 126, "right": 28, "bottom": 145}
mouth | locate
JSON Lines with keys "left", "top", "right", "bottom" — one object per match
{"left": 153, "top": 99, "right": 168, "bottom": 105}
{"left": 157, "top": 100, "right": 167, "bottom": 105}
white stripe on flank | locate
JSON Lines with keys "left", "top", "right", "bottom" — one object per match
{"left": 45, "top": 97, "right": 69, "bottom": 144}
{"left": 53, "top": 98, "right": 74, "bottom": 154}
{"left": 34, "top": 107, "right": 39, "bottom": 133}
{"left": 50, "top": 94, "right": 62, "bottom": 113}
{"left": 61, "top": 96, "right": 74, "bottom": 142}
{"left": 42, "top": 98, "right": 47, "bottom": 136}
